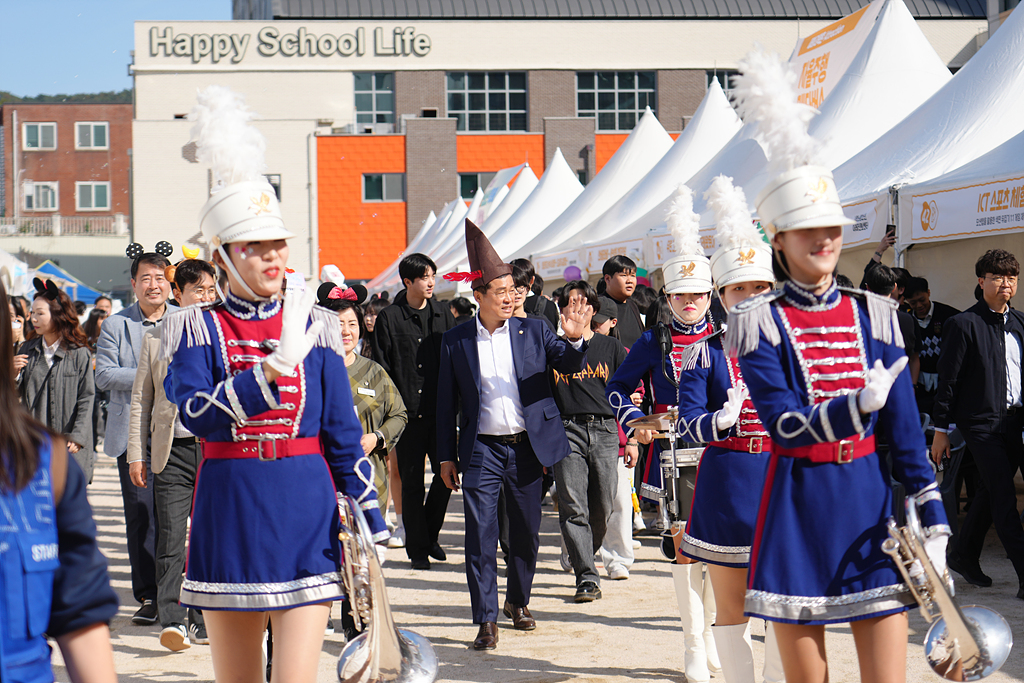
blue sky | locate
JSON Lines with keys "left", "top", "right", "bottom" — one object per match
{"left": 1, "top": 1, "right": 231, "bottom": 97}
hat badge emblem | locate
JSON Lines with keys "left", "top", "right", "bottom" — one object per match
{"left": 805, "top": 178, "right": 829, "bottom": 204}
{"left": 250, "top": 192, "right": 273, "bottom": 216}
{"left": 680, "top": 262, "right": 696, "bottom": 277}
{"left": 737, "top": 248, "right": 756, "bottom": 265}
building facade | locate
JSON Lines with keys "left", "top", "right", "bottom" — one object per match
{"left": 131, "top": 1, "right": 986, "bottom": 280}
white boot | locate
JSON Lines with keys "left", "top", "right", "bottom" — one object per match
{"left": 762, "top": 621, "right": 785, "bottom": 683}
{"left": 712, "top": 622, "right": 755, "bottom": 683}
{"left": 672, "top": 562, "right": 710, "bottom": 683}
{"left": 702, "top": 565, "right": 721, "bottom": 673}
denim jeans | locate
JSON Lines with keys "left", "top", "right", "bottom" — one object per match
{"left": 553, "top": 417, "right": 619, "bottom": 585}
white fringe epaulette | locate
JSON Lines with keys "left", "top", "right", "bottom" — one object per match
{"left": 159, "top": 303, "right": 212, "bottom": 360}
{"left": 838, "top": 286, "right": 904, "bottom": 348}
{"left": 723, "top": 290, "right": 784, "bottom": 358}
{"left": 310, "top": 304, "right": 346, "bottom": 355}
{"left": 679, "top": 337, "right": 712, "bottom": 371}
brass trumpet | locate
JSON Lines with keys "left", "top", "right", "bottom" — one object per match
{"left": 337, "top": 495, "right": 438, "bottom": 683}
{"left": 882, "top": 499, "right": 1012, "bottom": 680}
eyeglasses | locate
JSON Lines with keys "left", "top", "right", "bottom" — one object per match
{"left": 514, "top": 286, "right": 528, "bottom": 294}
{"left": 985, "top": 275, "right": 1018, "bottom": 286}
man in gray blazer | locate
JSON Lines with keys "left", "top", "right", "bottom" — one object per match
{"left": 95, "top": 251, "right": 173, "bottom": 625}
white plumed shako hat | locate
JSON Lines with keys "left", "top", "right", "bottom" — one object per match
{"left": 755, "top": 165, "right": 853, "bottom": 236}
{"left": 199, "top": 180, "right": 293, "bottom": 247}
{"left": 662, "top": 183, "right": 712, "bottom": 294}
{"left": 705, "top": 175, "right": 775, "bottom": 289}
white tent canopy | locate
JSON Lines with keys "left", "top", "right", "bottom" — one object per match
{"left": 364, "top": 207, "right": 443, "bottom": 292}
{"left": 515, "top": 108, "right": 674, "bottom": 273}
{"left": 835, "top": 1, "right": 1024, "bottom": 248}
{"left": 368, "top": 197, "right": 467, "bottom": 293}
{"left": 541, "top": 79, "right": 741, "bottom": 274}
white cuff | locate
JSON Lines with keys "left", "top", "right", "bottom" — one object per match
{"left": 933, "top": 426, "right": 949, "bottom": 434}
{"left": 568, "top": 337, "right": 584, "bottom": 350}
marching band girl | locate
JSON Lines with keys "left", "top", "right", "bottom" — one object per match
{"left": 726, "top": 51, "right": 948, "bottom": 683}
{"left": 675, "top": 175, "right": 784, "bottom": 683}
{"left": 606, "top": 185, "right": 720, "bottom": 683}
{"left": 164, "top": 86, "right": 387, "bottom": 683}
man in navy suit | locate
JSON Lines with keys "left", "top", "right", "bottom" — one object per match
{"left": 437, "top": 221, "right": 592, "bottom": 650}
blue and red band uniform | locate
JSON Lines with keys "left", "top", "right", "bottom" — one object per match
{"left": 164, "top": 291, "right": 387, "bottom": 611}
{"left": 675, "top": 334, "right": 772, "bottom": 568}
{"left": 606, "top": 315, "right": 716, "bottom": 500}
{"left": 729, "top": 280, "right": 948, "bottom": 625}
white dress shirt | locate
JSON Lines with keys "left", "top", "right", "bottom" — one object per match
{"left": 43, "top": 337, "right": 60, "bottom": 368}
{"left": 476, "top": 317, "right": 527, "bottom": 436}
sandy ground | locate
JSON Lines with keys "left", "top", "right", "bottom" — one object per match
{"left": 52, "top": 456, "right": 1024, "bottom": 682}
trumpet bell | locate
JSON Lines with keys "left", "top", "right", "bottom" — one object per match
{"left": 924, "top": 605, "right": 1013, "bottom": 681}
{"left": 338, "top": 628, "right": 439, "bottom": 683}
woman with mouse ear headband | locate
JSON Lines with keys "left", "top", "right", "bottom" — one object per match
{"left": 725, "top": 48, "right": 947, "bottom": 683}
{"left": 162, "top": 85, "right": 387, "bottom": 683}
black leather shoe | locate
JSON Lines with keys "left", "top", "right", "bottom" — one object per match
{"left": 410, "top": 557, "right": 430, "bottom": 570}
{"left": 473, "top": 622, "right": 499, "bottom": 650}
{"left": 573, "top": 580, "right": 602, "bottom": 603}
{"left": 429, "top": 542, "right": 447, "bottom": 562}
{"left": 132, "top": 599, "right": 159, "bottom": 625}
{"left": 947, "top": 551, "right": 992, "bottom": 587}
{"left": 502, "top": 600, "right": 537, "bottom": 630}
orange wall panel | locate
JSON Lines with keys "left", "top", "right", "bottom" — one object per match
{"left": 457, "top": 134, "right": 545, "bottom": 175}
{"left": 317, "top": 136, "right": 406, "bottom": 281}
{"left": 595, "top": 133, "right": 629, "bottom": 173}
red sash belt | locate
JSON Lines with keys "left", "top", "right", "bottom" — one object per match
{"left": 709, "top": 435, "right": 773, "bottom": 454}
{"left": 774, "top": 436, "right": 875, "bottom": 464}
{"left": 203, "top": 437, "right": 323, "bottom": 461}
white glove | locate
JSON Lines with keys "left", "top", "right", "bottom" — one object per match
{"left": 716, "top": 385, "right": 748, "bottom": 431}
{"left": 924, "top": 530, "right": 951, "bottom": 594}
{"left": 856, "top": 356, "right": 909, "bottom": 413}
{"left": 264, "top": 287, "right": 324, "bottom": 375}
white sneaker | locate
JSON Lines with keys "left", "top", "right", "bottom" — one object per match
{"left": 608, "top": 566, "right": 630, "bottom": 580}
{"left": 160, "top": 624, "right": 191, "bottom": 652}
{"left": 387, "top": 524, "right": 406, "bottom": 548}
{"left": 632, "top": 539, "right": 642, "bottom": 549}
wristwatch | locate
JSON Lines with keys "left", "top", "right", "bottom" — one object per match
{"left": 373, "top": 430, "right": 385, "bottom": 450}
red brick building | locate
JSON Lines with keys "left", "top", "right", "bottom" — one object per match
{"left": 2, "top": 103, "right": 132, "bottom": 233}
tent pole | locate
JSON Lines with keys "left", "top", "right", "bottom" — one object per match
{"left": 890, "top": 184, "right": 905, "bottom": 268}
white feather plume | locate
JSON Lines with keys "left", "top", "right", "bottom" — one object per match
{"left": 189, "top": 86, "right": 266, "bottom": 189}
{"left": 704, "top": 175, "right": 761, "bottom": 250}
{"left": 666, "top": 183, "right": 702, "bottom": 258}
{"left": 732, "top": 47, "right": 819, "bottom": 173}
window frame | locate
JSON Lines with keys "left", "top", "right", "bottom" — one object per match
{"left": 75, "top": 181, "right": 111, "bottom": 211}
{"left": 458, "top": 172, "right": 496, "bottom": 199}
{"left": 575, "top": 71, "right": 657, "bottom": 132}
{"left": 446, "top": 71, "right": 528, "bottom": 133}
{"left": 354, "top": 72, "right": 396, "bottom": 132}
{"left": 74, "top": 121, "right": 110, "bottom": 150}
{"left": 24, "top": 181, "right": 59, "bottom": 212}
{"left": 22, "top": 122, "right": 57, "bottom": 151}
{"left": 363, "top": 173, "right": 405, "bottom": 203}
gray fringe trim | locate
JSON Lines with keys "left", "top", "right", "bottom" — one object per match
{"left": 724, "top": 297, "right": 782, "bottom": 357}
{"left": 840, "top": 287, "right": 903, "bottom": 349}
{"left": 310, "top": 305, "right": 345, "bottom": 355}
{"left": 159, "top": 304, "right": 211, "bottom": 360}
{"left": 679, "top": 341, "right": 711, "bottom": 371}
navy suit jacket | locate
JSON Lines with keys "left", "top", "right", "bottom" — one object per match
{"left": 437, "top": 316, "right": 588, "bottom": 472}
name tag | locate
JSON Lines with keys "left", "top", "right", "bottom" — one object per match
{"left": 358, "top": 387, "right": 376, "bottom": 397}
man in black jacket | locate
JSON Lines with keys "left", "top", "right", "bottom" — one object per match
{"left": 372, "top": 253, "right": 456, "bottom": 569}
{"left": 905, "top": 277, "right": 961, "bottom": 415}
{"left": 932, "top": 249, "right": 1024, "bottom": 598}
{"left": 513, "top": 258, "right": 559, "bottom": 330}
{"left": 601, "top": 255, "right": 644, "bottom": 350}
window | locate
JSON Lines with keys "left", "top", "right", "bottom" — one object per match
{"left": 75, "top": 122, "right": 109, "bottom": 150}
{"left": 576, "top": 72, "right": 656, "bottom": 132}
{"left": 707, "top": 71, "right": 741, "bottom": 101}
{"left": 459, "top": 172, "right": 496, "bottom": 199}
{"left": 363, "top": 173, "right": 404, "bottom": 202}
{"left": 24, "top": 182, "right": 59, "bottom": 211}
{"left": 76, "top": 182, "right": 110, "bottom": 211}
{"left": 23, "top": 123, "right": 56, "bottom": 150}
{"left": 354, "top": 72, "right": 395, "bottom": 133}
{"left": 447, "top": 72, "right": 527, "bottom": 132}
{"left": 265, "top": 174, "right": 282, "bottom": 201}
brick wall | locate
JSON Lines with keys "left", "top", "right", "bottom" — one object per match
{"left": 657, "top": 70, "right": 708, "bottom": 131}
{"left": 405, "top": 117, "right": 457, "bottom": 242}
{"left": 528, "top": 71, "right": 575, "bottom": 133}
{"left": 543, "top": 118, "right": 594, "bottom": 183}
{"left": 394, "top": 70, "right": 447, "bottom": 119}
{"left": 1, "top": 103, "right": 132, "bottom": 217}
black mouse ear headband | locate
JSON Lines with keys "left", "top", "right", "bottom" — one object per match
{"left": 32, "top": 277, "right": 61, "bottom": 301}
{"left": 126, "top": 241, "right": 174, "bottom": 261}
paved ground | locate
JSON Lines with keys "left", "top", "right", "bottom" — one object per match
{"left": 53, "top": 457, "right": 1024, "bottom": 682}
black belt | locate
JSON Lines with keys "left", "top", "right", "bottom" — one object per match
{"left": 481, "top": 432, "right": 527, "bottom": 445}
{"left": 565, "top": 414, "right": 614, "bottom": 424}
{"left": 173, "top": 436, "right": 201, "bottom": 446}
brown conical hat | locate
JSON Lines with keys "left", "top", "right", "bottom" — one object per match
{"left": 464, "top": 219, "right": 512, "bottom": 289}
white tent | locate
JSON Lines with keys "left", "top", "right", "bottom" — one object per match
{"left": 428, "top": 189, "right": 483, "bottom": 263}
{"left": 0, "top": 248, "right": 30, "bottom": 297}
{"left": 516, "top": 108, "right": 673, "bottom": 274}
{"left": 546, "top": 80, "right": 741, "bottom": 274}
{"left": 364, "top": 208, "right": 441, "bottom": 292}
{"left": 834, "top": 1, "right": 1024, "bottom": 251}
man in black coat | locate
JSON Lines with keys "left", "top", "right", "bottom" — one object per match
{"left": 513, "top": 258, "right": 559, "bottom": 330}
{"left": 372, "top": 253, "right": 456, "bottom": 569}
{"left": 932, "top": 249, "right": 1024, "bottom": 598}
